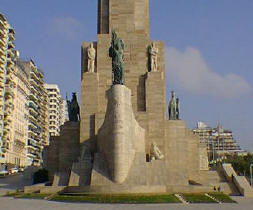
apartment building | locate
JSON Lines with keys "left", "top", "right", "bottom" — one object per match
{"left": 0, "top": 13, "right": 16, "bottom": 166}
{"left": 193, "top": 122, "right": 244, "bottom": 160}
{"left": 45, "top": 84, "right": 65, "bottom": 137}
{"left": 9, "top": 56, "right": 30, "bottom": 167}
{"left": 18, "top": 60, "right": 49, "bottom": 166}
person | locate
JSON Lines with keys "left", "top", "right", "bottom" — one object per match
{"left": 87, "top": 43, "right": 96, "bottom": 72}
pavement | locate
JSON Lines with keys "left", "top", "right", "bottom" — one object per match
{"left": 1, "top": 174, "right": 253, "bottom": 210}
{"left": 0, "top": 173, "right": 32, "bottom": 196}
{"left": 1, "top": 196, "right": 253, "bottom": 210}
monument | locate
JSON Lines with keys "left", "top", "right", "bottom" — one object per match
{"left": 44, "top": 0, "right": 253, "bottom": 196}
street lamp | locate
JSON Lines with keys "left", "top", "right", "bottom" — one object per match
{"left": 250, "top": 164, "right": 253, "bottom": 187}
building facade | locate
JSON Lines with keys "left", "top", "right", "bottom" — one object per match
{"left": 8, "top": 57, "right": 30, "bottom": 167}
{"left": 45, "top": 84, "right": 64, "bottom": 137}
{"left": 18, "top": 60, "right": 49, "bottom": 166}
{"left": 193, "top": 122, "right": 244, "bottom": 160}
{"left": 0, "top": 13, "right": 16, "bottom": 167}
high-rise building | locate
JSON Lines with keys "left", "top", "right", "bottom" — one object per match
{"left": 9, "top": 56, "right": 30, "bottom": 167}
{"left": 45, "top": 84, "right": 65, "bottom": 137}
{"left": 18, "top": 60, "right": 49, "bottom": 166}
{"left": 0, "top": 13, "right": 16, "bottom": 167}
{"left": 59, "top": 99, "right": 68, "bottom": 125}
{"left": 193, "top": 122, "right": 244, "bottom": 159}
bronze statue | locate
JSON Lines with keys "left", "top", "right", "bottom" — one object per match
{"left": 109, "top": 29, "right": 125, "bottom": 85}
{"left": 168, "top": 91, "right": 179, "bottom": 120}
{"left": 67, "top": 92, "right": 80, "bottom": 122}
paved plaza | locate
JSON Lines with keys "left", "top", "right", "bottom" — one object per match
{"left": 0, "top": 196, "right": 253, "bottom": 210}
{"left": 1, "top": 175, "right": 253, "bottom": 210}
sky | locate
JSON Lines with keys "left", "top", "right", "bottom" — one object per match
{"left": 1, "top": 0, "right": 253, "bottom": 151}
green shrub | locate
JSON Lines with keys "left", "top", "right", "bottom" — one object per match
{"left": 33, "top": 168, "right": 49, "bottom": 184}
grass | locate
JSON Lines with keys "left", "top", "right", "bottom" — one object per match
{"left": 50, "top": 193, "right": 181, "bottom": 204}
{"left": 208, "top": 193, "right": 237, "bottom": 203}
{"left": 4, "top": 192, "right": 236, "bottom": 204}
{"left": 5, "top": 192, "right": 50, "bottom": 199}
{"left": 181, "top": 193, "right": 217, "bottom": 203}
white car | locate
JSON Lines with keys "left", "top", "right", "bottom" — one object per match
{"left": 0, "top": 170, "right": 8, "bottom": 176}
{"left": 8, "top": 168, "right": 19, "bottom": 174}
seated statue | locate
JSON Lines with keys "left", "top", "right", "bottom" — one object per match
{"left": 150, "top": 143, "right": 164, "bottom": 160}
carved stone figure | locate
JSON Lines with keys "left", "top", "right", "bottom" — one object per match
{"left": 150, "top": 143, "right": 164, "bottom": 160}
{"left": 87, "top": 43, "right": 96, "bottom": 72}
{"left": 67, "top": 92, "right": 80, "bottom": 122}
{"left": 109, "top": 29, "right": 125, "bottom": 85}
{"left": 168, "top": 91, "right": 177, "bottom": 120}
{"left": 149, "top": 42, "right": 158, "bottom": 72}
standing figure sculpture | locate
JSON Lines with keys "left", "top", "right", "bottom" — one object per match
{"left": 109, "top": 29, "right": 125, "bottom": 85}
{"left": 87, "top": 43, "right": 96, "bottom": 73}
{"left": 67, "top": 92, "right": 80, "bottom": 122}
{"left": 168, "top": 91, "right": 178, "bottom": 120}
{"left": 149, "top": 42, "right": 159, "bottom": 72}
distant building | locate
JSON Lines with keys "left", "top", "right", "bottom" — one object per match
{"left": 18, "top": 60, "right": 49, "bottom": 166}
{"left": 60, "top": 99, "right": 68, "bottom": 124}
{"left": 0, "top": 14, "right": 16, "bottom": 167}
{"left": 45, "top": 84, "right": 65, "bottom": 137}
{"left": 193, "top": 122, "right": 245, "bottom": 160}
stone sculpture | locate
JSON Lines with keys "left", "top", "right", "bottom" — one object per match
{"left": 149, "top": 42, "right": 158, "bottom": 72}
{"left": 150, "top": 143, "right": 164, "bottom": 160}
{"left": 67, "top": 92, "right": 80, "bottom": 122}
{"left": 109, "top": 29, "right": 125, "bottom": 85}
{"left": 168, "top": 91, "right": 178, "bottom": 120}
{"left": 87, "top": 43, "right": 96, "bottom": 72}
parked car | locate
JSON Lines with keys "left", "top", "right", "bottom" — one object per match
{"left": 0, "top": 170, "right": 8, "bottom": 176}
{"left": 8, "top": 168, "right": 19, "bottom": 174}
{"left": 18, "top": 168, "right": 24, "bottom": 172}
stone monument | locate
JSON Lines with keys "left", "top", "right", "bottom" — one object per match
{"left": 45, "top": 0, "right": 226, "bottom": 194}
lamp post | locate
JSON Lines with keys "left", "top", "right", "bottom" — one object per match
{"left": 250, "top": 164, "right": 253, "bottom": 187}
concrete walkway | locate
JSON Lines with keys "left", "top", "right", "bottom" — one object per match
{"left": 1, "top": 175, "right": 253, "bottom": 210}
{"left": 0, "top": 196, "right": 253, "bottom": 210}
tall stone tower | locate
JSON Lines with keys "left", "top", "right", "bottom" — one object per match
{"left": 46, "top": 0, "right": 207, "bottom": 192}
{"left": 81, "top": 0, "right": 166, "bottom": 154}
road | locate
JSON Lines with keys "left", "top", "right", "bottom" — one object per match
{"left": 0, "top": 173, "right": 32, "bottom": 196}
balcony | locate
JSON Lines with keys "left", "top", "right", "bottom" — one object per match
{"left": 8, "top": 41, "right": 14, "bottom": 49}
{"left": 30, "top": 70, "right": 40, "bottom": 81}
{"left": 0, "top": 47, "right": 5, "bottom": 56}
{"left": 7, "top": 58, "right": 14, "bottom": 67}
{"left": 7, "top": 49, "right": 14, "bottom": 57}
{"left": 0, "top": 56, "right": 6, "bottom": 64}
{"left": 8, "top": 32, "right": 15, "bottom": 41}
{"left": 0, "top": 18, "right": 7, "bottom": 28}
{"left": 0, "top": 37, "right": 6, "bottom": 47}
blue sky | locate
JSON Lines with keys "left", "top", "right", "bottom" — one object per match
{"left": 1, "top": 0, "right": 253, "bottom": 151}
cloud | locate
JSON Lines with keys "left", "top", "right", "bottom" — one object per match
{"left": 49, "top": 17, "right": 83, "bottom": 40}
{"left": 165, "top": 47, "right": 251, "bottom": 98}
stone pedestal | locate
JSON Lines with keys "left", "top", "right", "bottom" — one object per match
{"left": 68, "top": 159, "right": 93, "bottom": 186}
{"left": 45, "top": 122, "right": 80, "bottom": 186}
{"left": 96, "top": 85, "right": 145, "bottom": 184}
